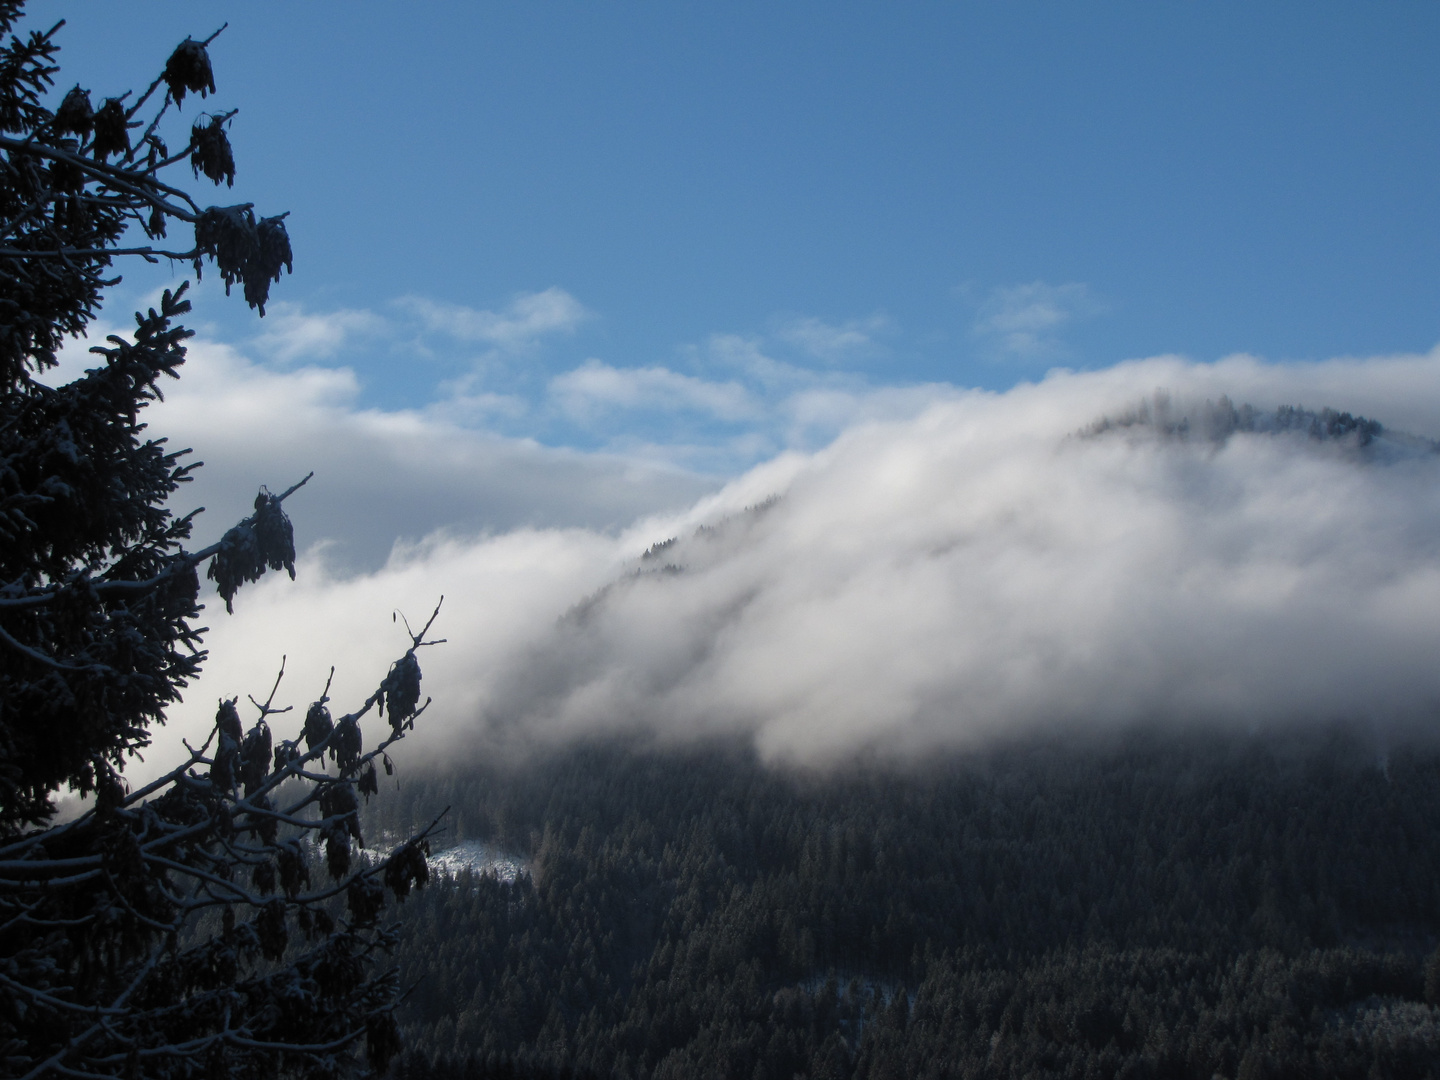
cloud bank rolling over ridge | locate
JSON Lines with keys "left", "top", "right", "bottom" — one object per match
{"left": 125, "top": 342, "right": 1440, "bottom": 780}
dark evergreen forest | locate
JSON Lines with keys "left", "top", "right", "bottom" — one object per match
{"left": 366, "top": 727, "right": 1440, "bottom": 1079}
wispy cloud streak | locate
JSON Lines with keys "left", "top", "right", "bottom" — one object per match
{"left": 400, "top": 288, "right": 588, "bottom": 349}
{"left": 971, "top": 281, "right": 1103, "bottom": 361}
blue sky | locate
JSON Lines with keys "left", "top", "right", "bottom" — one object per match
{"left": 33, "top": 1, "right": 1440, "bottom": 472}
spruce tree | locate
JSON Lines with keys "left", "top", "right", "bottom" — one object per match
{"left": 0, "top": 5, "right": 437, "bottom": 1075}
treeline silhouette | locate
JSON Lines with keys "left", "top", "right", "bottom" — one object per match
{"left": 370, "top": 727, "right": 1440, "bottom": 1079}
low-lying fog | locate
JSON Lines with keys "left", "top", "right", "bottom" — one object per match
{"left": 142, "top": 347, "right": 1440, "bottom": 780}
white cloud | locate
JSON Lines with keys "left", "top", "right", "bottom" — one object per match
{"left": 156, "top": 298, "right": 938, "bottom": 481}
{"left": 400, "top": 288, "right": 587, "bottom": 350}
{"left": 537, "top": 336, "right": 935, "bottom": 473}
{"left": 781, "top": 382, "right": 961, "bottom": 444}
{"left": 549, "top": 360, "right": 758, "bottom": 423}
{"left": 131, "top": 342, "right": 1440, "bottom": 785}
{"left": 702, "top": 332, "right": 814, "bottom": 388}
{"left": 777, "top": 314, "right": 887, "bottom": 362}
{"left": 148, "top": 341, "right": 716, "bottom": 573}
{"left": 252, "top": 303, "right": 387, "bottom": 363}
{"left": 972, "top": 281, "right": 1102, "bottom": 360}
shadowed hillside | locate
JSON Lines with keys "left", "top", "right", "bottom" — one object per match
{"left": 369, "top": 727, "right": 1440, "bottom": 1079}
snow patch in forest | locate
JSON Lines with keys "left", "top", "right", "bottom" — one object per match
{"left": 427, "top": 841, "right": 529, "bottom": 882}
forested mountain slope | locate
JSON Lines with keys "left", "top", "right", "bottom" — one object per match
{"left": 369, "top": 729, "right": 1440, "bottom": 1079}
